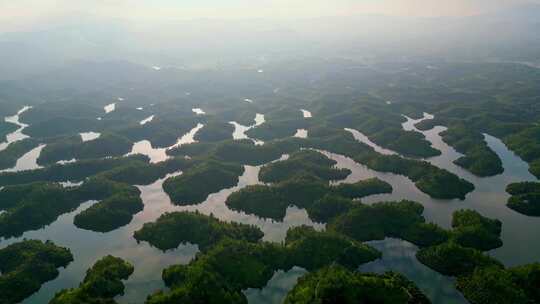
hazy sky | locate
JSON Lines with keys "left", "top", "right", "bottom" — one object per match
{"left": 1, "top": 0, "right": 538, "bottom": 31}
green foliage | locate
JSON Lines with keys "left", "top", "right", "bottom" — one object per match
{"left": 259, "top": 150, "right": 350, "bottom": 183}
{"left": 96, "top": 156, "right": 195, "bottom": 186}
{"left": 0, "top": 154, "right": 149, "bottom": 187}
{"left": 329, "top": 200, "right": 448, "bottom": 247}
{"left": 0, "top": 138, "right": 40, "bottom": 170}
{"left": 283, "top": 265, "right": 431, "bottom": 304}
{"left": 506, "top": 182, "right": 540, "bottom": 216}
{"left": 133, "top": 211, "right": 264, "bottom": 251}
{"left": 450, "top": 209, "right": 502, "bottom": 251}
{"left": 416, "top": 242, "right": 502, "bottom": 276}
{"left": 0, "top": 240, "right": 73, "bottom": 304}
{"left": 0, "top": 175, "right": 147, "bottom": 237}
{"left": 74, "top": 191, "right": 143, "bottom": 233}
{"left": 226, "top": 176, "right": 390, "bottom": 222}
{"left": 326, "top": 108, "right": 440, "bottom": 158}
{"left": 456, "top": 267, "right": 528, "bottom": 304}
{"left": 246, "top": 119, "right": 308, "bottom": 141}
{"left": 284, "top": 226, "right": 381, "bottom": 271}
{"left": 331, "top": 178, "right": 392, "bottom": 199}
{"left": 504, "top": 126, "right": 540, "bottom": 178}
{"left": 0, "top": 183, "right": 82, "bottom": 238}
{"left": 307, "top": 132, "right": 474, "bottom": 200}
{"left": 38, "top": 133, "right": 133, "bottom": 165}
{"left": 196, "top": 120, "right": 234, "bottom": 142}
{"left": 147, "top": 239, "right": 287, "bottom": 304}
{"left": 163, "top": 160, "right": 244, "bottom": 205}
{"left": 50, "top": 255, "right": 134, "bottom": 304}
{"left": 441, "top": 125, "right": 503, "bottom": 176}
{"left": 307, "top": 194, "right": 355, "bottom": 223}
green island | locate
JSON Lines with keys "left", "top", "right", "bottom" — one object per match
{"left": 163, "top": 160, "right": 244, "bottom": 205}
{"left": 146, "top": 225, "right": 381, "bottom": 304}
{"left": 440, "top": 125, "right": 504, "bottom": 176}
{"left": 259, "top": 150, "right": 351, "bottom": 183}
{"left": 38, "top": 133, "right": 133, "bottom": 165}
{"left": 118, "top": 118, "right": 199, "bottom": 148}
{"left": 0, "top": 154, "right": 149, "bottom": 187}
{"left": 451, "top": 209, "right": 503, "bottom": 251}
{"left": 323, "top": 101, "right": 440, "bottom": 158}
{"left": 0, "top": 138, "right": 40, "bottom": 170}
{"left": 504, "top": 126, "right": 540, "bottom": 178}
{"left": 305, "top": 128, "right": 475, "bottom": 200}
{"left": 49, "top": 255, "right": 134, "bottom": 304}
{"left": 506, "top": 182, "right": 540, "bottom": 216}
{"left": 167, "top": 137, "right": 303, "bottom": 166}
{"left": 133, "top": 211, "right": 264, "bottom": 251}
{"left": 246, "top": 118, "right": 309, "bottom": 141}
{"left": 0, "top": 174, "right": 148, "bottom": 237}
{"left": 0, "top": 240, "right": 73, "bottom": 304}
{"left": 195, "top": 120, "right": 234, "bottom": 142}
{"left": 283, "top": 265, "right": 431, "bottom": 304}
{"left": 74, "top": 187, "right": 143, "bottom": 233}
{"left": 328, "top": 200, "right": 450, "bottom": 247}
{"left": 226, "top": 176, "right": 391, "bottom": 221}
{"left": 416, "top": 242, "right": 503, "bottom": 276}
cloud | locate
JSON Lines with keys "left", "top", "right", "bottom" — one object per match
{"left": 0, "top": 0, "right": 538, "bottom": 32}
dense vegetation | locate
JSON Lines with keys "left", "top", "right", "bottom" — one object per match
{"left": 259, "top": 150, "right": 351, "bottom": 183}
{"left": 133, "top": 211, "right": 264, "bottom": 251}
{"left": 284, "top": 265, "right": 431, "bottom": 304}
{"left": 195, "top": 120, "right": 234, "bottom": 142}
{"left": 506, "top": 181, "right": 540, "bottom": 216}
{"left": 246, "top": 118, "right": 308, "bottom": 141}
{"left": 324, "top": 105, "right": 440, "bottom": 158}
{"left": 74, "top": 187, "right": 143, "bottom": 232}
{"left": 38, "top": 133, "right": 133, "bottom": 165}
{"left": 306, "top": 129, "right": 474, "bottom": 199}
{"left": 147, "top": 226, "right": 381, "bottom": 304}
{"left": 0, "top": 154, "right": 149, "bottom": 187}
{"left": 226, "top": 176, "right": 391, "bottom": 221}
{"left": 0, "top": 173, "right": 154, "bottom": 236}
{"left": 163, "top": 160, "right": 244, "bottom": 205}
{"left": 49, "top": 255, "right": 134, "bottom": 304}
{"left": 328, "top": 200, "right": 449, "bottom": 247}
{"left": 440, "top": 125, "right": 504, "bottom": 176}
{"left": 451, "top": 209, "right": 503, "bottom": 251}
{"left": 0, "top": 240, "right": 73, "bottom": 304}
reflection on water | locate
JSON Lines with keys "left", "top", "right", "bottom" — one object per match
{"left": 139, "top": 115, "right": 154, "bottom": 125}
{"left": 0, "top": 144, "right": 45, "bottom": 173}
{"left": 360, "top": 238, "right": 467, "bottom": 304}
{"left": 293, "top": 129, "right": 308, "bottom": 139}
{"left": 127, "top": 124, "right": 204, "bottom": 163}
{"left": 231, "top": 113, "right": 266, "bottom": 145}
{"left": 0, "top": 106, "right": 32, "bottom": 151}
{"left": 300, "top": 109, "right": 312, "bottom": 118}
{"left": 172, "top": 164, "right": 324, "bottom": 242}
{"left": 192, "top": 108, "right": 205, "bottom": 115}
{"left": 80, "top": 132, "right": 100, "bottom": 142}
{"left": 3, "top": 109, "right": 540, "bottom": 304}
{"left": 104, "top": 103, "right": 116, "bottom": 114}
{"left": 345, "top": 128, "right": 397, "bottom": 156}
{"left": 244, "top": 267, "right": 307, "bottom": 304}
{"left": 1, "top": 173, "right": 199, "bottom": 304}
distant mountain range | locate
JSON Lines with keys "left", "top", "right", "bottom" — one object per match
{"left": 1, "top": 3, "right": 539, "bottom": 80}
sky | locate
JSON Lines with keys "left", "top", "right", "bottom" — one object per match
{"left": 0, "top": 0, "right": 538, "bottom": 31}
